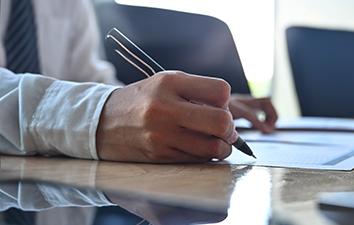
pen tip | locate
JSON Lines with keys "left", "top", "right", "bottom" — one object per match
{"left": 252, "top": 154, "right": 257, "bottom": 159}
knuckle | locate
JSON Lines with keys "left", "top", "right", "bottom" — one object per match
{"left": 154, "top": 72, "right": 176, "bottom": 87}
{"left": 214, "top": 110, "right": 232, "bottom": 137}
{"left": 209, "top": 139, "right": 231, "bottom": 159}
{"left": 145, "top": 132, "right": 162, "bottom": 149}
{"left": 209, "top": 139, "right": 223, "bottom": 156}
{"left": 142, "top": 99, "right": 164, "bottom": 125}
{"left": 170, "top": 70, "right": 185, "bottom": 76}
{"left": 142, "top": 98, "right": 175, "bottom": 129}
{"left": 215, "top": 79, "right": 231, "bottom": 106}
{"left": 219, "top": 79, "right": 231, "bottom": 93}
{"left": 157, "top": 70, "right": 188, "bottom": 86}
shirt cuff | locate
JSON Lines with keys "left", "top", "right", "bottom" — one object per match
{"left": 29, "top": 79, "right": 119, "bottom": 160}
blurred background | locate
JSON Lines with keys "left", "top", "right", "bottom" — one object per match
{"left": 94, "top": 0, "right": 354, "bottom": 118}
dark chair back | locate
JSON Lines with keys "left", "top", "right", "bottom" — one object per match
{"left": 286, "top": 26, "right": 354, "bottom": 117}
{"left": 95, "top": 2, "right": 250, "bottom": 94}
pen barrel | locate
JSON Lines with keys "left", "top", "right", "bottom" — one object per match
{"left": 106, "top": 28, "right": 165, "bottom": 76}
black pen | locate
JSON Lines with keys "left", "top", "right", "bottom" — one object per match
{"left": 232, "top": 136, "right": 256, "bottom": 159}
{"left": 106, "top": 28, "right": 256, "bottom": 159}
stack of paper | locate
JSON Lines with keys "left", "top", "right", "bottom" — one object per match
{"left": 235, "top": 117, "right": 354, "bottom": 132}
{"left": 225, "top": 117, "right": 354, "bottom": 171}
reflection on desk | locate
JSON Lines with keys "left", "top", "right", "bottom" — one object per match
{"left": 0, "top": 156, "right": 279, "bottom": 225}
{"left": 1, "top": 155, "right": 354, "bottom": 225}
{"left": 0, "top": 180, "right": 268, "bottom": 225}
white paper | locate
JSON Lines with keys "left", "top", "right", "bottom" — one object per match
{"left": 225, "top": 117, "right": 354, "bottom": 170}
{"left": 240, "top": 131, "right": 354, "bottom": 147}
{"left": 276, "top": 117, "right": 354, "bottom": 131}
{"left": 235, "top": 117, "right": 354, "bottom": 132}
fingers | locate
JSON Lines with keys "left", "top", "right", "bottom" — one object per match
{"left": 253, "top": 97, "right": 278, "bottom": 131}
{"left": 162, "top": 71, "right": 231, "bottom": 109}
{"left": 259, "top": 98, "right": 278, "bottom": 127}
{"left": 150, "top": 71, "right": 236, "bottom": 142}
{"left": 144, "top": 127, "right": 232, "bottom": 162}
{"left": 229, "top": 95, "right": 278, "bottom": 133}
{"left": 169, "top": 128, "right": 232, "bottom": 160}
{"left": 97, "top": 71, "right": 236, "bottom": 163}
{"left": 233, "top": 103, "right": 273, "bottom": 133}
{"left": 174, "top": 100, "right": 236, "bottom": 143}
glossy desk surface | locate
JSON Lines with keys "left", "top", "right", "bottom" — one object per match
{"left": 1, "top": 155, "right": 354, "bottom": 225}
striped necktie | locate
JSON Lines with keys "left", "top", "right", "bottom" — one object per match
{"left": 5, "top": 0, "right": 41, "bottom": 74}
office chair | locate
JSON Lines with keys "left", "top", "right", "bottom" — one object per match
{"left": 95, "top": 2, "right": 250, "bottom": 94}
{"left": 286, "top": 26, "right": 354, "bottom": 118}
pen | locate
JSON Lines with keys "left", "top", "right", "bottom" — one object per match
{"left": 233, "top": 136, "right": 256, "bottom": 158}
{"left": 106, "top": 28, "right": 256, "bottom": 159}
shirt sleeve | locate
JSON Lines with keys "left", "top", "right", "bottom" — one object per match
{"left": 0, "top": 68, "right": 118, "bottom": 159}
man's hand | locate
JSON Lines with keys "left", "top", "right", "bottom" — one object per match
{"left": 229, "top": 95, "right": 278, "bottom": 133}
{"left": 96, "top": 71, "right": 237, "bottom": 163}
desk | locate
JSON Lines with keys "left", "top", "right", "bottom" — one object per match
{"left": 1, "top": 155, "right": 353, "bottom": 225}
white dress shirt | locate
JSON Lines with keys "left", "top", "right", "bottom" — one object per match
{"left": 0, "top": 0, "right": 122, "bottom": 159}
{"left": 0, "top": 0, "right": 119, "bottom": 84}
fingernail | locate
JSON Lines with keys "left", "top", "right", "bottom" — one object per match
{"left": 228, "top": 130, "right": 238, "bottom": 144}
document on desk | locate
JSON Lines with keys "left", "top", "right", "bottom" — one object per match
{"left": 223, "top": 117, "right": 354, "bottom": 171}
{"left": 235, "top": 117, "right": 354, "bottom": 132}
